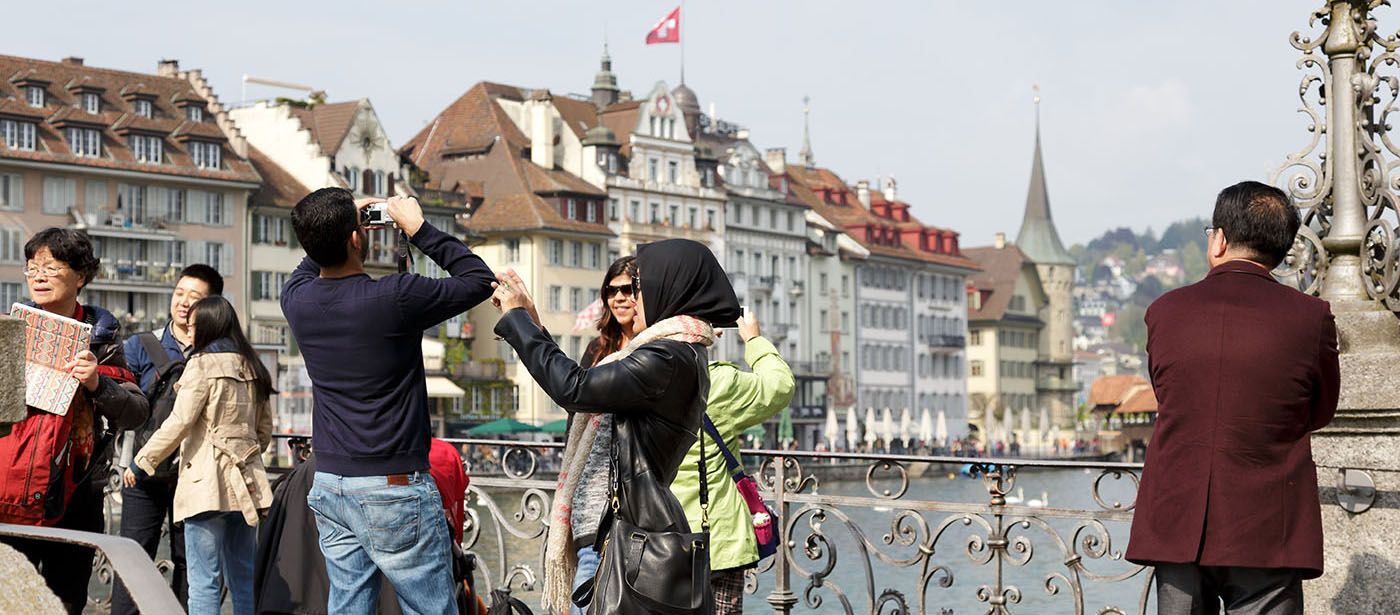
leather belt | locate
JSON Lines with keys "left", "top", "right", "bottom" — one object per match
{"left": 387, "top": 474, "right": 411, "bottom": 486}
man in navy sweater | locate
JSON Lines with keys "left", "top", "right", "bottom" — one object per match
{"left": 282, "top": 187, "right": 494, "bottom": 614}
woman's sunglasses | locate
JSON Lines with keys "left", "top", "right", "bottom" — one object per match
{"left": 605, "top": 283, "right": 635, "bottom": 298}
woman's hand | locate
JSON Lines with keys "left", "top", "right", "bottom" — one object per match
{"left": 490, "top": 269, "right": 541, "bottom": 324}
{"left": 122, "top": 468, "right": 137, "bottom": 488}
{"left": 64, "top": 349, "right": 100, "bottom": 392}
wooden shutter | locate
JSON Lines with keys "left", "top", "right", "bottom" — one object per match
{"left": 387, "top": 173, "right": 395, "bottom": 196}
{"left": 362, "top": 170, "right": 374, "bottom": 195}
{"left": 251, "top": 216, "right": 263, "bottom": 243}
{"left": 250, "top": 271, "right": 263, "bottom": 300}
{"left": 220, "top": 242, "right": 233, "bottom": 275}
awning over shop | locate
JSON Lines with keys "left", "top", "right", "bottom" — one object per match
{"left": 426, "top": 376, "right": 465, "bottom": 399}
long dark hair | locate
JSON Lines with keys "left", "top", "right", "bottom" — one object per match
{"left": 190, "top": 296, "right": 274, "bottom": 400}
{"left": 592, "top": 255, "right": 638, "bottom": 364}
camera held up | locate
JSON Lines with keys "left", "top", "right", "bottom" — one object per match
{"left": 361, "top": 202, "right": 395, "bottom": 229}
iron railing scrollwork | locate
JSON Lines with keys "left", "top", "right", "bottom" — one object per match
{"left": 251, "top": 436, "right": 1153, "bottom": 614}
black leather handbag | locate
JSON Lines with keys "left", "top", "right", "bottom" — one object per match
{"left": 574, "top": 416, "right": 715, "bottom": 614}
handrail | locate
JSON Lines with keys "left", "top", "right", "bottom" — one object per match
{"left": 0, "top": 523, "right": 182, "bottom": 613}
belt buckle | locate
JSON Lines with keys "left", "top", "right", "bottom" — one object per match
{"left": 387, "top": 474, "right": 410, "bottom": 486}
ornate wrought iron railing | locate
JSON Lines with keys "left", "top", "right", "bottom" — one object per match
{"left": 258, "top": 435, "right": 1150, "bottom": 615}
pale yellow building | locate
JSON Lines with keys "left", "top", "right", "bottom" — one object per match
{"left": 965, "top": 237, "right": 1048, "bottom": 442}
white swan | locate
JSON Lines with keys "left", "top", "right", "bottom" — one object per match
{"left": 1027, "top": 491, "right": 1049, "bottom": 508}
{"left": 1005, "top": 487, "right": 1025, "bottom": 505}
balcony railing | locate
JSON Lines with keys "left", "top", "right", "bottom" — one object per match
{"left": 452, "top": 361, "right": 506, "bottom": 381}
{"left": 253, "top": 435, "right": 1150, "bottom": 615}
{"left": 94, "top": 260, "right": 182, "bottom": 285}
{"left": 924, "top": 334, "right": 967, "bottom": 350}
{"left": 789, "top": 280, "right": 805, "bottom": 295}
{"left": 750, "top": 275, "right": 776, "bottom": 293}
{"left": 788, "top": 360, "right": 832, "bottom": 377}
{"left": 1038, "top": 376, "right": 1080, "bottom": 392}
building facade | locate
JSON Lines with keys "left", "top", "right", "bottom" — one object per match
{"left": 965, "top": 238, "right": 1049, "bottom": 439}
{"left": 0, "top": 55, "right": 256, "bottom": 334}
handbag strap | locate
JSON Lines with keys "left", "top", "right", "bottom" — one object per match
{"left": 701, "top": 415, "right": 744, "bottom": 475}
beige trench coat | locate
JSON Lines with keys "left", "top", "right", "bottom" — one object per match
{"left": 134, "top": 351, "right": 273, "bottom": 526}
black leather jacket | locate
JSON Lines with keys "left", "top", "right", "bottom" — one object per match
{"left": 495, "top": 309, "right": 708, "bottom": 529}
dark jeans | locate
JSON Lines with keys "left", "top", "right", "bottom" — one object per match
{"left": 1155, "top": 563, "right": 1304, "bottom": 615}
{"left": 1, "top": 486, "right": 104, "bottom": 615}
{"left": 111, "top": 477, "right": 188, "bottom": 615}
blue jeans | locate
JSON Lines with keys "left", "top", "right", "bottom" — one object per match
{"left": 307, "top": 471, "right": 456, "bottom": 615}
{"left": 571, "top": 545, "right": 601, "bottom": 615}
{"left": 184, "top": 510, "right": 256, "bottom": 615}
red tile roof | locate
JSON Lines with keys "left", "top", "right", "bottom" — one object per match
{"left": 1088, "top": 374, "right": 1157, "bottom": 414}
{"left": 246, "top": 145, "right": 312, "bottom": 209}
{"left": 785, "top": 164, "right": 978, "bottom": 270}
{"left": 964, "top": 244, "right": 1041, "bottom": 322}
{"left": 287, "top": 100, "right": 361, "bottom": 156}
{"left": 400, "top": 82, "right": 529, "bottom": 168}
{"left": 0, "top": 54, "right": 258, "bottom": 184}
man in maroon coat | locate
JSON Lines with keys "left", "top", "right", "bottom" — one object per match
{"left": 1126, "top": 181, "right": 1340, "bottom": 615}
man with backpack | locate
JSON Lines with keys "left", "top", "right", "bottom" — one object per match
{"left": 110, "top": 264, "right": 222, "bottom": 615}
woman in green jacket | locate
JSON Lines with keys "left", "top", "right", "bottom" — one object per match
{"left": 669, "top": 313, "right": 795, "bottom": 614}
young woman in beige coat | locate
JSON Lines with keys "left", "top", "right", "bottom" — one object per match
{"left": 130, "top": 296, "right": 274, "bottom": 615}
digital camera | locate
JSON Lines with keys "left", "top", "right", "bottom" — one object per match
{"left": 361, "top": 203, "right": 395, "bottom": 228}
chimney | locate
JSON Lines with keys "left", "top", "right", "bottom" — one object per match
{"left": 994, "top": 232, "right": 1007, "bottom": 249}
{"left": 61, "top": 57, "right": 84, "bottom": 66}
{"left": 529, "top": 99, "right": 555, "bottom": 169}
{"left": 883, "top": 176, "right": 897, "bottom": 202}
{"left": 765, "top": 148, "right": 786, "bottom": 175}
{"left": 157, "top": 59, "right": 179, "bottom": 77}
{"left": 856, "top": 180, "right": 871, "bottom": 209}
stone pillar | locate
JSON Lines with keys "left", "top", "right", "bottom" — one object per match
{"left": 1304, "top": 309, "right": 1400, "bottom": 614}
{"left": 0, "top": 316, "right": 24, "bottom": 426}
{"left": 1294, "top": 2, "right": 1400, "bottom": 612}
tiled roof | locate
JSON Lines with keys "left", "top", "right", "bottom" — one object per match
{"left": 785, "top": 164, "right": 978, "bottom": 270}
{"left": 598, "top": 100, "right": 641, "bottom": 148}
{"left": 287, "top": 100, "right": 361, "bottom": 156}
{"left": 965, "top": 245, "right": 1038, "bottom": 322}
{"left": 400, "top": 82, "right": 529, "bottom": 168}
{"left": 0, "top": 54, "right": 258, "bottom": 184}
{"left": 552, "top": 95, "right": 600, "bottom": 139}
{"left": 1088, "top": 374, "right": 1156, "bottom": 412}
{"left": 246, "top": 144, "right": 312, "bottom": 209}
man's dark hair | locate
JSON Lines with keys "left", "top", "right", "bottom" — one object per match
{"left": 292, "top": 187, "right": 359, "bottom": 267}
{"left": 179, "top": 264, "right": 224, "bottom": 296}
{"left": 24, "top": 227, "right": 99, "bottom": 285}
{"left": 1212, "top": 181, "right": 1301, "bottom": 269}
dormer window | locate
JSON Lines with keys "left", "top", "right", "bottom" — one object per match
{"left": 66, "top": 127, "right": 101, "bottom": 157}
{"left": 134, "top": 99, "right": 153, "bottom": 119}
{"left": 189, "top": 140, "right": 221, "bottom": 169}
{"left": 82, "top": 93, "right": 100, "bottom": 114}
{"left": 25, "top": 86, "right": 44, "bottom": 108}
{"left": 186, "top": 106, "right": 203, "bottom": 122}
{"left": 130, "top": 134, "right": 163, "bottom": 163}
{"left": 1, "top": 120, "right": 37, "bottom": 151}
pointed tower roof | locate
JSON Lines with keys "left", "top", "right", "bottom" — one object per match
{"left": 798, "top": 95, "right": 814, "bottom": 168}
{"left": 1015, "top": 91, "right": 1075, "bottom": 266}
{"left": 591, "top": 42, "right": 620, "bottom": 109}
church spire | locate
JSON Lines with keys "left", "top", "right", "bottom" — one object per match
{"left": 591, "top": 39, "right": 620, "bottom": 110}
{"left": 799, "top": 95, "right": 815, "bottom": 168}
{"left": 1015, "top": 86, "right": 1075, "bottom": 266}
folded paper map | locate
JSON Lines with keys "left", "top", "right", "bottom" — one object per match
{"left": 11, "top": 303, "right": 92, "bottom": 416}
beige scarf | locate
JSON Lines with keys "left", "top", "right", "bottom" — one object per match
{"left": 541, "top": 315, "right": 715, "bottom": 614}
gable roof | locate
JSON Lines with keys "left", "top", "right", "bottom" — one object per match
{"left": 964, "top": 244, "right": 1045, "bottom": 322}
{"left": 1088, "top": 374, "right": 1157, "bottom": 414}
{"left": 286, "top": 99, "right": 362, "bottom": 156}
{"left": 400, "top": 82, "right": 530, "bottom": 167}
{"left": 0, "top": 54, "right": 258, "bottom": 184}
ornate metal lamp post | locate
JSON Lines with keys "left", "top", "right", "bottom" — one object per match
{"left": 1275, "top": 2, "right": 1400, "bottom": 612}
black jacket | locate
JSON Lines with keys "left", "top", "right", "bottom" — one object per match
{"left": 495, "top": 309, "right": 709, "bottom": 533}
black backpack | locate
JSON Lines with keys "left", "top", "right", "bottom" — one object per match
{"left": 133, "top": 332, "right": 185, "bottom": 480}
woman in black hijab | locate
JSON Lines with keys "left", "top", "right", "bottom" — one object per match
{"left": 491, "top": 239, "right": 738, "bottom": 613}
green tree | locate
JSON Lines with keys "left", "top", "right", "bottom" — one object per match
{"left": 1110, "top": 304, "right": 1149, "bottom": 351}
{"left": 1180, "top": 241, "right": 1208, "bottom": 282}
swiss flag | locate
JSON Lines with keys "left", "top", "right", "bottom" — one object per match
{"left": 646, "top": 7, "right": 681, "bottom": 45}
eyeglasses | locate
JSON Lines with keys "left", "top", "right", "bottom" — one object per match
{"left": 22, "top": 264, "right": 69, "bottom": 278}
{"left": 1203, "top": 226, "right": 1217, "bottom": 239}
{"left": 604, "top": 283, "right": 634, "bottom": 298}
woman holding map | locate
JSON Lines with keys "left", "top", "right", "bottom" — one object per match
{"left": 0, "top": 227, "right": 150, "bottom": 614}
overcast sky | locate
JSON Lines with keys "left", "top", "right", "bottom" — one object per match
{"left": 8, "top": 0, "right": 1346, "bottom": 246}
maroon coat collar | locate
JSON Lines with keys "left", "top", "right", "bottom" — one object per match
{"left": 1206, "top": 259, "right": 1276, "bottom": 282}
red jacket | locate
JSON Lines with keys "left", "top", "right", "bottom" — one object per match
{"left": 1126, "top": 260, "right": 1339, "bottom": 578}
{"left": 429, "top": 438, "right": 469, "bottom": 544}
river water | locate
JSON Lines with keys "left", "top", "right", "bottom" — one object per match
{"left": 467, "top": 465, "right": 1155, "bottom": 615}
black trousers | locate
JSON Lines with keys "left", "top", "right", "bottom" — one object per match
{"left": 1155, "top": 563, "right": 1304, "bottom": 615}
{"left": 1, "top": 486, "right": 104, "bottom": 615}
{"left": 111, "top": 477, "right": 187, "bottom": 615}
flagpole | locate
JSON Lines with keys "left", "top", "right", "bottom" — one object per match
{"left": 680, "top": 2, "right": 686, "bottom": 84}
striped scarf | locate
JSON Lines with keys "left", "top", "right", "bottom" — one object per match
{"left": 541, "top": 315, "right": 714, "bottom": 613}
